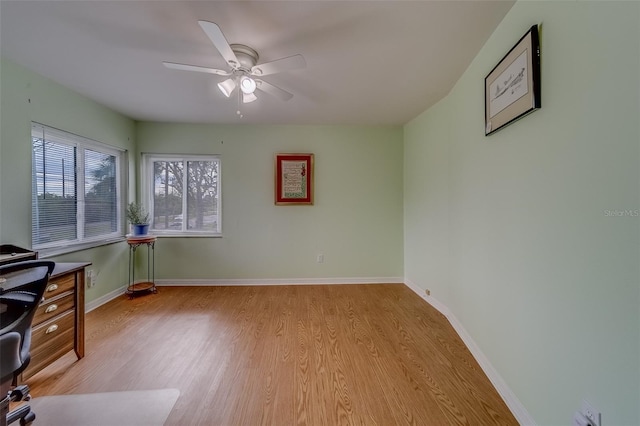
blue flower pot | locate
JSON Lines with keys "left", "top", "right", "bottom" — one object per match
{"left": 132, "top": 224, "right": 149, "bottom": 236}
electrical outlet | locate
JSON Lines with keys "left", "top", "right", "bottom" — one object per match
{"left": 425, "top": 289, "right": 431, "bottom": 296}
{"left": 317, "top": 254, "right": 324, "bottom": 263}
{"left": 581, "top": 400, "right": 601, "bottom": 426}
{"left": 86, "top": 269, "right": 97, "bottom": 288}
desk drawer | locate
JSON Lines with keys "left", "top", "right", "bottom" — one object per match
{"left": 34, "top": 293, "right": 75, "bottom": 325}
{"left": 26, "top": 310, "right": 75, "bottom": 379}
{"left": 43, "top": 273, "right": 75, "bottom": 300}
{"left": 31, "top": 310, "right": 75, "bottom": 355}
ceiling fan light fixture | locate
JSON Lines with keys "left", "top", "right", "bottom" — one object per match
{"left": 165, "top": 22, "right": 305, "bottom": 105}
{"left": 218, "top": 78, "right": 236, "bottom": 97}
{"left": 242, "top": 92, "right": 258, "bottom": 103}
{"left": 240, "top": 76, "right": 257, "bottom": 94}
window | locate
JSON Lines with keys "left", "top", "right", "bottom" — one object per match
{"left": 31, "top": 123, "right": 125, "bottom": 251}
{"left": 142, "top": 154, "right": 221, "bottom": 235}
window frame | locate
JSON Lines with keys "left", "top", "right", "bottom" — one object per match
{"left": 141, "top": 153, "right": 222, "bottom": 237}
{"left": 31, "top": 122, "right": 126, "bottom": 255}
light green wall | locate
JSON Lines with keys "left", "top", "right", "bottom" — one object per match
{"left": 1, "top": 57, "right": 404, "bottom": 293}
{"left": 0, "top": 57, "right": 136, "bottom": 301}
{"left": 404, "top": 97, "right": 452, "bottom": 302}
{"left": 136, "top": 122, "right": 404, "bottom": 280}
{"left": 404, "top": 1, "right": 639, "bottom": 425}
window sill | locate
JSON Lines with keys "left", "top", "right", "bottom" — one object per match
{"left": 152, "top": 233, "right": 223, "bottom": 238}
{"left": 37, "top": 236, "right": 126, "bottom": 258}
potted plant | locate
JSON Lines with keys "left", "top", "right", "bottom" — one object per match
{"left": 126, "top": 202, "right": 150, "bottom": 236}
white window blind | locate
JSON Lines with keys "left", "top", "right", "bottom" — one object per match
{"left": 31, "top": 123, "right": 125, "bottom": 250}
{"left": 142, "top": 154, "right": 221, "bottom": 235}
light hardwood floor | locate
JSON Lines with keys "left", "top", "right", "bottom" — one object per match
{"left": 27, "top": 284, "right": 518, "bottom": 425}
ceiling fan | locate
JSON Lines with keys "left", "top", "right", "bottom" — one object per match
{"left": 163, "top": 21, "right": 306, "bottom": 104}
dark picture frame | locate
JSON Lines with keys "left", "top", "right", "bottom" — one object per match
{"left": 275, "top": 153, "right": 314, "bottom": 205}
{"left": 485, "top": 25, "right": 541, "bottom": 136}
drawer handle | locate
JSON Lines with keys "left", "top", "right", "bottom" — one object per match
{"left": 45, "top": 324, "right": 59, "bottom": 334}
{"left": 46, "top": 284, "right": 58, "bottom": 292}
{"left": 45, "top": 304, "right": 58, "bottom": 313}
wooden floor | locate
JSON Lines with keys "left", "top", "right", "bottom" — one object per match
{"left": 27, "top": 285, "right": 517, "bottom": 425}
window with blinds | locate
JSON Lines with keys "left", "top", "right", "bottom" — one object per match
{"left": 31, "top": 123, "right": 125, "bottom": 250}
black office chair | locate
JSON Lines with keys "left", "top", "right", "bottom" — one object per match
{"left": 1, "top": 260, "right": 56, "bottom": 426}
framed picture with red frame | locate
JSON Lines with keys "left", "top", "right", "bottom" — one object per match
{"left": 275, "top": 153, "right": 314, "bottom": 205}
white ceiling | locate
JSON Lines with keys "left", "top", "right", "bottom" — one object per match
{"left": 0, "top": 1, "right": 514, "bottom": 125}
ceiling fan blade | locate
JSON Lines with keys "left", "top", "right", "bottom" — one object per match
{"left": 163, "top": 62, "right": 231, "bottom": 76}
{"left": 251, "top": 54, "right": 306, "bottom": 77}
{"left": 255, "top": 79, "right": 294, "bottom": 101}
{"left": 198, "top": 21, "right": 240, "bottom": 69}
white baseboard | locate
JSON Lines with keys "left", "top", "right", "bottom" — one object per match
{"left": 154, "top": 276, "right": 404, "bottom": 286}
{"left": 84, "top": 278, "right": 403, "bottom": 312}
{"left": 82, "top": 276, "right": 534, "bottom": 425}
{"left": 85, "top": 285, "right": 127, "bottom": 313}
{"left": 404, "top": 279, "right": 536, "bottom": 426}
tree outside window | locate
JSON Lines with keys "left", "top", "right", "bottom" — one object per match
{"left": 144, "top": 154, "right": 221, "bottom": 235}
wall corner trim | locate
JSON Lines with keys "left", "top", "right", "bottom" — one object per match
{"left": 404, "top": 279, "right": 537, "bottom": 426}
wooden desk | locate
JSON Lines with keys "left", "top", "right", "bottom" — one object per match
{"left": 23, "top": 262, "right": 90, "bottom": 379}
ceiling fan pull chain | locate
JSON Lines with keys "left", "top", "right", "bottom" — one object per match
{"left": 236, "top": 89, "right": 243, "bottom": 118}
